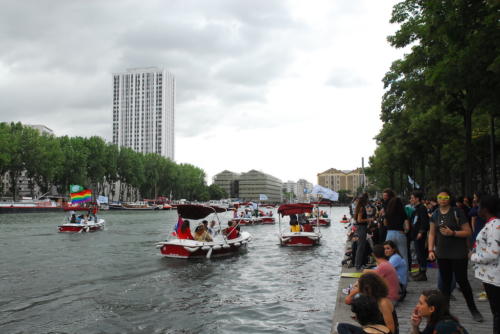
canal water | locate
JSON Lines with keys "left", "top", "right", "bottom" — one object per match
{"left": 0, "top": 207, "right": 349, "bottom": 334}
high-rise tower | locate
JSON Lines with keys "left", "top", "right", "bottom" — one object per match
{"left": 112, "top": 67, "right": 175, "bottom": 159}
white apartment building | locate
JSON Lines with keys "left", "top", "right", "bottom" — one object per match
{"left": 112, "top": 67, "right": 175, "bottom": 160}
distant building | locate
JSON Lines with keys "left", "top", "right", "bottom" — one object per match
{"left": 112, "top": 67, "right": 175, "bottom": 160}
{"left": 213, "top": 169, "right": 282, "bottom": 202}
{"left": 26, "top": 124, "right": 54, "bottom": 136}
{"left": 296, "top": 179, "right": 313, "bottom": 202}
{"left": 283, "top": 181, "right": 296, "bottom": 194}
{"left": 239, "top": 170, "right": 282, "bottom": 202}
{"left": 317, "top": 168, "right": 365, "bottom": 195}
{"left": 212, "top": 170, "right": 241, "bottom": 198}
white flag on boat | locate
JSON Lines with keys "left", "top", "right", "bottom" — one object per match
{"left": 311, "top": 185, "right": 339, "bottom": 201}
{"left": 259, "top": 194, "right": 268, "bottom": 201}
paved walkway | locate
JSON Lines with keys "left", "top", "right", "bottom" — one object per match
{"left": 331, "top": 255, "right": 494, "bottom": 333}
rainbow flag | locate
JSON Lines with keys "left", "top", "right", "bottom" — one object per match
{"left": 71, "top": 189, "right": 92, "bottom": 203}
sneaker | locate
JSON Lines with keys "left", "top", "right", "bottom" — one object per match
{"left": 472, "top": 310, "right": 484, "bottom": 323}
{"left": 477, "top": 291, "right": 488, "bottom": 301}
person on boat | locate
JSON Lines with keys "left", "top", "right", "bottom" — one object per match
{"left": 77, "top": 214, "right": 84, "bottom": 223}
{"left": 208, "top": 220, "right": 217, "bottom": 237}
{"left": 337, "top": 294, "right": 391, "bottom": 334}
{"left": 244, "top": 210, "right": 252, "bottom": 219}
{"left": 177, "top": 220, "right": 194, "bottom": 240}
{"left": 302, "top": 220, "right": 314, "bottom": 232}
{"left": 342, "top": 214, "right": 348, "bottom": 221}
{"left": 224, "top": 221, "right": 240, "bottom": 239}
{"left": 321, "top": 211, "right": 328, "bottom": 218}
{"left": 345, "top": 273, "right": 399, "bottom": 334}
{"left": 194, "top": 223, "right": 213, "bottom": 242}
{"left": 411, "top": 290, "right": 469, "bottom": 334}
{"left": 290, "top": 220, "right": 301, "bottom": 232}
{"left": 70, "top": 213, "right": 77, "bottom": 224}
{"left": 233, "top": 209, "right": 238, "bottom": 219}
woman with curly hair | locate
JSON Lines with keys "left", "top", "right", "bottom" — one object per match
{"left": 345, "top": 272, "right": 399, "bottom": 334}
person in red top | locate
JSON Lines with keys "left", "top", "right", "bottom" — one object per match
{"left": 177, "top": 220, "right": 194, "bottom": 240}
{"left": 364, "top": 244, "right": 401, "bottom": 303}
{"left": 224, "top": 221, "right": 240, "bottom": 239}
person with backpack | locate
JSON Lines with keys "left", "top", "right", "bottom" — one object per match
{"left": 428, "top": 189, "right": 483, "bottom": 322}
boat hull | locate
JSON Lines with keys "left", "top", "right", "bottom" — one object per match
{"left": 58, "top": 219, "right": 105, "bottom": 233}
{"left": 261, "top": 217, "right": 275, "bottom": 224}
{"left": 158, "top": 232, "right": 252, "bottom": 259}
{"left": 229, "top": 218, "right": 262, "bottom": 225}
{"left": 279, "top": 232, "right": 321, "bottom": 246}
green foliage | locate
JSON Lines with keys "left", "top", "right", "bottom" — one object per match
{"left": 369, "top": 0, "right": 500, "bottom": 196}
{"left": 0, "top": 123, "right": 211, "bottom": 201}
{"left": 208, "top": 184, "right": 228, "bottom": 200}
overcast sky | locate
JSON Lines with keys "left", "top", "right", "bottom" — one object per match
{"left": 0, "top": 0, "right": 405, "bottom": 184}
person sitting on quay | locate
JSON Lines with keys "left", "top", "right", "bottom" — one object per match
{"left": 177, "top": 220, "right": 194, "bottom": 240}
{"left": 193, "top": 223, "right": 213, "bottom": 242}
{"left": 363, "top": 244, "right": 400, "bottom": 303}
{"left": 410, "top": 290, "right": 469, "bottom": 334}
{"left": 337, "top": 294, "right": 391, "bottom": 334}
{"left": 383, "top": 240, "right": 408, "bottom": 302}
{"left": 224, "top": 221, "right": 240, "bottom": 239}
{"left": 345, "top": 273, "right": 399, "bottom": 334}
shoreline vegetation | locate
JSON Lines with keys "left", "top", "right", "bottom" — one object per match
{"left": 0, "top": 122, "right": 227, "bottom": 202}
{"left": 367, "top": 1, "right": 499, "bottom": 197}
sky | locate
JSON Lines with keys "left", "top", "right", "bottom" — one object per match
{"left": 0, "top": 0, "right": 405, "bottom": 185}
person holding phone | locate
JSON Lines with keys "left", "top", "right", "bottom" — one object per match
{"left": 428, "top": 189, "right": 483, "bottom": 322}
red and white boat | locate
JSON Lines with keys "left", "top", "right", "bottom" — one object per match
{"left": 277, "top": 203, "right": 321, "bottom": 246}
{"left": 308, "top": 217, "right": 331, "bottom": 226}
{"left": 58, "top": 218, "right": 105, "bottom": 232}
{"left": 261, "top": 216, "right": 276, "bottom": 224}
{"left": 157, "top": 204, "right": 252, "bottom": 259}
{"left": 229, "top": 217, "right": 262, "bottom": 225}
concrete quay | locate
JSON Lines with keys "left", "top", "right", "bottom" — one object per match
{"left": 331, "top": 258, "right": 494, "bottom": 334}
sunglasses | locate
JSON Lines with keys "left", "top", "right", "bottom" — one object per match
{"left": 437, "top": 196, "right": 450, "bottom": 200}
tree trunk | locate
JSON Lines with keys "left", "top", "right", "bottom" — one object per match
{"left": 490, "top": 114, "right": 498, "bottom": 196}
{"left": 464, "top": 107, "right": 473, "bottom": 196}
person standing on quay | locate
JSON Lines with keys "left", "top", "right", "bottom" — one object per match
{"left": 471, "top": 195, "right": 500, "bottom": 333}
{"left": 410, "top": 191, "right": 430, "bottom": 281}
{"left": 354, "top": 193, "right": 372, "bottom": 271}
{"left": 384, "top": 196, "right": 409, "bottom": 270}
{"left": 428, "top": 189, "right": 484, "bottom": 322}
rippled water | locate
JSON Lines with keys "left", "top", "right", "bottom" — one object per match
{"left": 0, "top": 207, "right": 349, "bottom": 334}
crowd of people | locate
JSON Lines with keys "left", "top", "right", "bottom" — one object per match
{"left": 338, "top": 189, "right": 500, "bottom": 334}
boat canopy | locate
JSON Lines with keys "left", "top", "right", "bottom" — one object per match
{"left": 176, "top": 204, "right": 226, "bottom": 219}
{"left": 278, "top": 203, "right": 314, "bottom": 216}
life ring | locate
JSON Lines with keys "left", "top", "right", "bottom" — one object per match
{"left": 213, "top": 245, "right": 221, "bottom": 250}
{"left": 201, "top": 245, "right": 211, "bottom": 251}
{"left": 222, "top": 244, "right": 230, "bottom": 249}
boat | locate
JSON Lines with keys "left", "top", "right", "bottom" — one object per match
{"left": 58, "top": 212, "right": 105, "bottom": 233}
{"left": 229, "top": 217, "right": 262, "bottom": 225}
{"left": 109, "top": 202, "right": 160, "bottom": 210}
{"left": 156, "top": 204, "right": 252, "bottom": 259}
{"left": 277, "top": 203, "right": 322, "bottom": 246}
{"left": 340, "top": 218, "right": 350, "bottom": 223}
{"left": 308, "top": 217, "right": 331, "bottom": 226}
{"left": 0, "top": 198, "right": 63, "bottom": 213}
{"left": 260, "top": 216, "right": 276, "bottom": 224}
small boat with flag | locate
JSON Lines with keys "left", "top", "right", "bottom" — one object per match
{"left": 277, "top": 203, "right": 321, "bottom": 246}
{"left": 58, "top": 186, "right": 105, "bottom": 233}
{"left": 156, "top": 204, "right": 252, "bottom": 259}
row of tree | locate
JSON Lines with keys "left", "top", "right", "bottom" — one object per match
{"left": 0, "top": 122, "right": 227, "bottom": 201}
{"left": 366, "top": 0, "right": 499, "bottom": 198}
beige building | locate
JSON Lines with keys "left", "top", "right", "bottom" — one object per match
{"left": 212, "top": 170, "right": 241, "bottom": 198}
{"left": 317, "top": 168, "right": 365, "bottom": 195}
{"left": 213, "top": 169, "right": 282, "bottom": 202}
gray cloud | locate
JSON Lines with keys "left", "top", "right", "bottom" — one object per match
{"left": 0, "top": 0, "right": 309, "bottom": 140}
